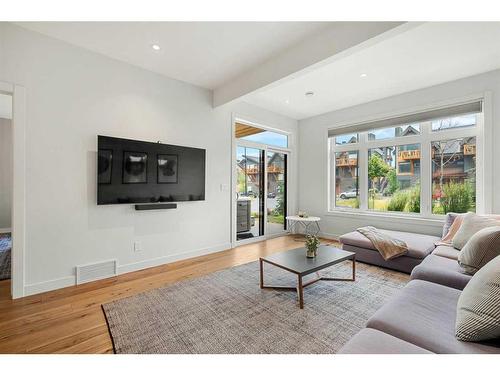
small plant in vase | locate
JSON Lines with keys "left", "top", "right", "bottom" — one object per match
{"left": 305, "top": 235, "right": 320, "bottom": 258}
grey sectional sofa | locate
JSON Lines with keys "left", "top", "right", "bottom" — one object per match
{"left": 338, "top": 230, "right": 499, "bottom": 353}
{"left": 339, "top": 229, "right": 440, "bottom": 273}
{"left": 340, "top": 279, "right": 500, "bottom": 353}
{"left": 338, "top": 220, "right": 500, "bottom": 353}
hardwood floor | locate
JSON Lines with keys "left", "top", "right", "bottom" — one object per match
{"left": 0, "top": 235, "right": 338, "bottom": 354}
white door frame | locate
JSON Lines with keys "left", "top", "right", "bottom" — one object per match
{"left": 0, "top": 81, "right": 26, "bottom": 299}
{"left": 231, "top": 115, "right": 291, "bottom": 247}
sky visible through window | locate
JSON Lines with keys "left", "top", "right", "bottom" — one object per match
{"left": 335, "top": 133, "right": 358, "bottom": 145}
{"left": 431, "top": 114, "right": 476, "bottom": 131}
{"left": 369, "top": 124, "right": 420, "bottom": 140}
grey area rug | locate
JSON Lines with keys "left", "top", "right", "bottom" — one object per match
{"left": 0, "top": 234, "right": 11, "bottom": 280}
{"left": 103, "top": 260, "right": 409, "bottom": 354}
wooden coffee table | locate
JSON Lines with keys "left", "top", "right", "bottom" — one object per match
{"left": 259, "top": 246, "right": 356, "bottom": 309}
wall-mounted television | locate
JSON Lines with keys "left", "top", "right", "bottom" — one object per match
{"left": 97, "top": 135, "right": 205, "bottom": 205}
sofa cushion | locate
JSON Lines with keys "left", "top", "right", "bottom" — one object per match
{"left": 452, "top": 213, "right": 500, "bottom": 250}
{"left": 456, "top": 256, "right": 500, "bottom": 342}
{"left": 338, "top": 328, "right": 432, "bottom": 354}
{"left": 458, "top": 226, "right": 500, "bottom": 275}
{"left": 410, "top": 254, "right": 471, "bottom": 290}
{"left": 432, "top": 245, "right": 460, "bottom": 260}
{"left": 339, "top": 230, "right": 439, "bottom": 259}
{"left": 366, "top": 280, "right": 500, "bottom": 353}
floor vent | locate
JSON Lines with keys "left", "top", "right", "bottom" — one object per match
{"left": 76, "top": 259, "right": 117, "bottom": 284}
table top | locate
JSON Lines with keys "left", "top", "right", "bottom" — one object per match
{"left": 260, "top": 246, "right": 355, "bottom": 276}
{"left": 285, "top": 215, "right": 321, "bottom": 222}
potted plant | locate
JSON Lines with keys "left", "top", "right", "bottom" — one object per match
{"left": 305, "top": 235, "right": 320, "bottom": 258}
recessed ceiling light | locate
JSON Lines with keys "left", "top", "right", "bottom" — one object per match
{"left": 152, "top": 44, "right": 161, "bottom": 51}
{"left": 285, "top": 99, "right": 290, "bottom": 104}
{"left": 305, "top": 91, "right": 314, "bottom": 97}
{"left": 360, "top": 73, "right": 368, "bottom": 78}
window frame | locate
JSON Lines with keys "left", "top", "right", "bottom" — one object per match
{"left": 328, "top": 105, "right": 484, "bottom": 220}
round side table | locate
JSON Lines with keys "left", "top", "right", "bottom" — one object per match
{"left": 286, "top": 215, "right": 321, "bottom": 237}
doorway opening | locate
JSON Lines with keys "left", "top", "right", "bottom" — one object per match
{"left": 233, "top": 121, "right": 290, "bottom": 244}
{"left": 0, "top": 93, "right": 13, "bottom": 281}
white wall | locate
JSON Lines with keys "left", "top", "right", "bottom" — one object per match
{"left": 0, "top": 117, "right": 12, "bottom": 229}
{"left": 0, "top": 94, "right": 12, "bottom": 119}
{"left": 298, "top": 70, "right": 500, "bottom": 238}
{"left": 0, "top": 23, "right": 298, "bottom": 296}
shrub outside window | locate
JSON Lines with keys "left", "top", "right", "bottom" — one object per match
{"left": 367, "top": 144, "right": 421, "bottom": 213}
{"left": 431, "top": 137, "right": 476, "bottom": 214}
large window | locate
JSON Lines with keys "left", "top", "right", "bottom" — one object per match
{"left": 329, "top": 104, "right": 482, "bottom": 217}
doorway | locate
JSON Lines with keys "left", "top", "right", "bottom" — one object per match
{"left": 0, "top": 93, "right": 13, "bottom": 281}
{"left": 233, "top": 120, "right": 290, "bottom": 244}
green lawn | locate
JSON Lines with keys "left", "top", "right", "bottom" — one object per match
{"left": 335, "top": 198, "right": 359, "bottom": 208}
{"left": 368, "top": 197, "right": 390, "bottom": 211}
{"left": 335, "top": 197, "right": 390, "bottom": 210}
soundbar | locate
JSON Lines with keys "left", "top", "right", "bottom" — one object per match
{"left": 135, "top": 203, "right": 177, "bottom": 211}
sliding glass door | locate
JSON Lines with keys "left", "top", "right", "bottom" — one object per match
{"left": 236, "top": 146, "right": 264, "bottom": 241}
{"left": 235, "top": 145, "right": 288, "bottom": 242}
{"left": 266, "top": 151, "right": 287, "bottom": 235}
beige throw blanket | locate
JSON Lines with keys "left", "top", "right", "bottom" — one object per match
{"left": 357, "top": 226, "right": 408, "bottom": 260}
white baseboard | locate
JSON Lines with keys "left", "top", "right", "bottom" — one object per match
{"left": 0, "top": 228, "right": 11, "bottom": 234}
{"left": 24, "top": 276, "right": 75, "bottom": 296}
{"left": 117, "top": 242, "right": 232, "bottom": 275}
{"left": 23, "top": 242, "right": 233, "bottom": 297}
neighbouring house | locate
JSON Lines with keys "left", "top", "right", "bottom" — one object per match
{"left": 237, "top": 153, "right": 285, "bottom": 196}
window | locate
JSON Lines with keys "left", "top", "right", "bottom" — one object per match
{"left": 329, "top": 102, "right": 482, "bottom": 216}
{"left": 368, "top": 124, "right": 420, "bottom": 140}
{"left": 431, "top": 137, "right": 476, "bottom": 214}
{"left": 335, "top": 133, "right": 358, "bottom": 145}
{"left": 431, "top": 114, "right": 477, "bottom": 132}
{"left": 368, "top": 144, "right": 420, "bottom": 213}
{"left": 235, "top": 122, "right": 288, "bottom": 148}
{"left": 334, "top": 151, "right": 359, "bottom": 208}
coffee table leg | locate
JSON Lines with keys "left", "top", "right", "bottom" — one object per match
{"left": 297, "top": 274, "right": 304, "bottom": 309}
{"left": 259, "top": 259, "right": 264, "bottom": 289}
{"left": 351, "top": 255, "right": 356, "bottom": 281}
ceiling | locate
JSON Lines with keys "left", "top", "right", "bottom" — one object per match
{"left": 15, "top": 22, "right": 500, "bottom": 121}
{"left": 16, "top": 22, "right": 331, "bottom": 90}
{"left": 244, "top": 22, "right": 500, "bottom": 119}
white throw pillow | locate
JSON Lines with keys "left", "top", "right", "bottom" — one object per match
{"left": 452, "top": 213, "right": 500, "bottom": 250}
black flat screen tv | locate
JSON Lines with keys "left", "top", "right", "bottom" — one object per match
{"left": 97, "top": 135, "right": 206, "bottom": 205}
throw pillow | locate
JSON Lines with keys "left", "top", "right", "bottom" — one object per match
{"left": 436, "top": 214, "right": 465, "bottom": 246}
{"left": 442, "top": 213, "right": 461, "bottom": 238}
{"left": 452, "top": 213, "right": 500, "bottom": 250}
{"left": 458, "top": 226, "right": 500, "bottom": 275}
{"left": 455, "top": 255, "right": 500, "bottom": 342}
